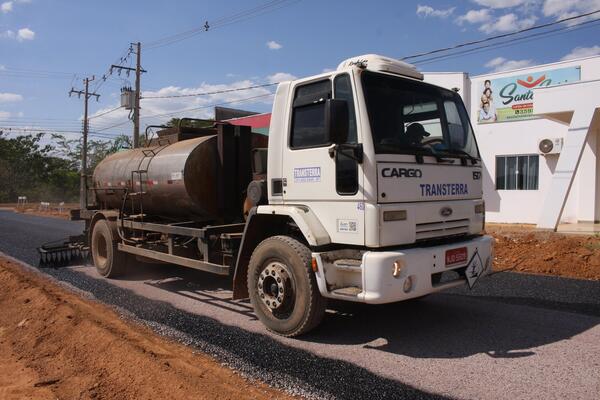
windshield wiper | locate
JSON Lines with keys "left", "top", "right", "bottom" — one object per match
{"left": 411, "top": 147, "right": 455, "bottom": 164}
{"left": 441, "top": 149, "right": 480, "bottom": 165}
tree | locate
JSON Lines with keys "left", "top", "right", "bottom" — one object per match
{"left": 165, "top": 118, "right": 213, "bottom": 129}
{"left": 0, "top": 132, "right": 133, "bottom": 203}
{"left": 0, "top": 132, "right": 77, "bottom": 202}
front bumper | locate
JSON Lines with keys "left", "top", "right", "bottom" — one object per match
{"left": 313, "top": 235, "right": 494, "bottom": 304}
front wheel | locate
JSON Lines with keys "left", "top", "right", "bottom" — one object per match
{"left": 248, "top": 235, "right": 327, "bottom": 337}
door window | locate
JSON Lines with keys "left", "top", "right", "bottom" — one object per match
{"left": 334, "top": 74, "right": 359, "bottom": 195}
{"left": 290, "top": 80, "right": 332, "bottom": 149}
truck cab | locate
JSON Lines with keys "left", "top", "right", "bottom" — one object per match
{"left": 241, "top": 54, "right": 492, "bottom": 323}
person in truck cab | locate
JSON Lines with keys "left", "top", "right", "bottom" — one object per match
{"left": 380, "top": 122, "right": 431, "bottom": 148}
{"left": 403, "top": 122, "right": 431, "bottom": 146}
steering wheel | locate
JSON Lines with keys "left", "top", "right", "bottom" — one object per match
{"left": 422, "top": 137, "right": 443, "bottom": 146}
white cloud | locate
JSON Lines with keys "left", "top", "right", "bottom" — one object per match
{"left": 1, "top": 30, "right": 15, "bottom": 39}
{"left": 457, "top": 9, "right": 492, "bottom": 24}
{"left": 0, "top": 111, "right": 11, "bottom": 120}
{"left": 485, "top": 56, "right": 535, "bottom": 72}
{"left": 322, "top": 68, "right": 334, "bottom": 73}
{"left": 560, "top": 45, "right": 600, "bottom": 60}
{"left": 1, "top": 27, "right": 35, "bottom": 41}
{"left": 1, "top": 1, "right": 13, "bottom": 13}
{"left": 416, "top": 4, "right": 455, "bottom": 18}
{"left": 17, "top": 27, "right": 34, "bottom": 41}
{"left": 472, "top": 0, "right": 534, "bottom": 8}
{"left": 479, "top": 13, "right": 537, "bottom": 33}
{"left": 1, "top": 0, "right": 30, "bottom": 13}
{"left": 543, "top": 0, "right": 600, "bottom": 25}
{"left": 0, "top": 92, "right": 23, "bottom": 102}
{"left": 266, "top": 40, "right": 282, "bottom": 50}
{"left": 266, "top": 72, "right": 296, "bottom": 83}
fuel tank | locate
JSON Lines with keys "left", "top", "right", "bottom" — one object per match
{"left": 93, "top": 135, "right": 220, "bottom": 220}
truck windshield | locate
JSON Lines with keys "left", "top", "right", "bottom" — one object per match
{"left": 362, "top": 71, "right": 480, "bottom": 160}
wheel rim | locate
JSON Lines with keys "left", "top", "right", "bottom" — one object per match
{"left": 257, "top": 261, "right": 295, "bottom": 316}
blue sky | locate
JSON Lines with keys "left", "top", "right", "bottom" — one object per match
{"left": 1, "top": 0, "right": 599, "bottom": 141}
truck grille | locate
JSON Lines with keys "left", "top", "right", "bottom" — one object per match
{"left": 415, "top": 218, "right": 470, "bottom": 241}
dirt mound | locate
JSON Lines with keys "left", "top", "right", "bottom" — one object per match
{"left": 488, "top": 224, "right": 600, "bottom": 280}
{"left": 0, "top": 203, "right": 76, "bottom": 220}
{"left": 0, "top": 258, "right": 293, "bottom": 400}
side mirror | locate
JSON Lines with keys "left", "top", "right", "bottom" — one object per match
{"left": 325, "top": 99, "right": 349, "bottom": 145}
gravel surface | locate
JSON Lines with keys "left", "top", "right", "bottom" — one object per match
{"left": 1, "top": 209, "right": 599, "bottom": 399}
{"left": 0, "top": 210, "right": 442, "bottom": 399}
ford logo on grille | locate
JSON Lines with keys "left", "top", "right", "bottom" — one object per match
{"left": 440, "top": 207, "right": 453, "bottom": 217}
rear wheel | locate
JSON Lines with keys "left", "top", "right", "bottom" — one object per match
{"left": 91, "top": 219, "right": 128, "bottom": 278}
{"left": 248, "top": 235, "right": 327, "bottom": 337}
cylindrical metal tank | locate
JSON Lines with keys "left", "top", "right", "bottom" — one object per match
{"left": 93, "top": 135, "right": 220, "bottom": 220}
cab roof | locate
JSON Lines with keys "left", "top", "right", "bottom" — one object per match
{"left": 337, "top": 54, "right": 423, "bottom": 81}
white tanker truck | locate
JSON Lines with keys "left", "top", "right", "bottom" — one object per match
{"left": 40, "top": 54, "right": 493, "bottom": 337}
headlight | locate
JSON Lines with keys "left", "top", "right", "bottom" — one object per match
{"left": 383, "top": 210, "right": 407, "bottom": 221}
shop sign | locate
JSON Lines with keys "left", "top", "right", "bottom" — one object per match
{"left": 477, "top": 66, "right": 580, "bottom": 124}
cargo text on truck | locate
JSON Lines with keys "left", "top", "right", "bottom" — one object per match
{"left": 39, "top": 54, "right": 494, "bottom": 337}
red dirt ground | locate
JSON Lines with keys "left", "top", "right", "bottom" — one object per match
{"left": 0, "top": 258, "right": 294, "bottom": 400}
{"left": 488, "top": 224, "right": 600, "bottom": 280}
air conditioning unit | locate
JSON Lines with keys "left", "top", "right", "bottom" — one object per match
{"left": 538, "top": 137, "right": 563, "bottom": 155}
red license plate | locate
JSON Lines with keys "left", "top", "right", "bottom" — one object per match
{"left": 445, "top": 247, "right": 468, "bottom": 267}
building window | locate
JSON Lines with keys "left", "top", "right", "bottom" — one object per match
{"left": 496, "top": 155, "right": 539, "bottom": 190}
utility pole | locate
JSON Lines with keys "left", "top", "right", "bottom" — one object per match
{"left": 111, "top": 42, "right": 146, "bottom": 148}
{"left": 69, "top": 77, "right": 100, "bottom": 210}
{"left": 134, "top": 42, "right": 141, "bottom": 148}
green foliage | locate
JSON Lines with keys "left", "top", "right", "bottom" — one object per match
{"left": 165, "top": 117, "right": 213, "bottom": 129}
{"left": 0, "top": 131, "right": 131, "bottom": 203}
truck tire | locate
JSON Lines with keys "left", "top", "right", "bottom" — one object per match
{"left": 91, "top": 219, "right": 128, "bottom": 278}
{"left": 248, "top": 235, "right": 327, "bottom": 337}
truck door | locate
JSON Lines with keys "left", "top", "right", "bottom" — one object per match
{"left": 282, "top": 73, "right": 365, "bottom": 246}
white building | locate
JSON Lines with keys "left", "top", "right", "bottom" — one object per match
{"left": 425, "top": 55, "right": 600, "bottom": 228}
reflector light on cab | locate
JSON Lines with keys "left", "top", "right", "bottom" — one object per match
{"left": 383, "top": 210, "right": 407, "bottom": 222}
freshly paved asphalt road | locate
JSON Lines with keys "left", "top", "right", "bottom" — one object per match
{"left": 1, "top": 209, "right": 599, "bottom": 399}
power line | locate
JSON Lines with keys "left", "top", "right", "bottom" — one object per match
{"left": 91, "top": 45, "right": 135, "bottom": 93}
{"left": 414, "top": 17, "right": 600, "bottom": 66}
{"left": 0, "top": 121, "right": 103, "bottom": 130}
{"left": 211, "top": 0, "right": 289, "bottom": 25}
{"left": 402, "top": 8, "right": 600, "bottom": 61}
{"left": 87, "top": 105, "right": 123, "bottom": 120}
{"left": 0, "top": 126, "right": 122, "bottom": 137}
{"left": 144, "top": 0, "right": 300, "bottom": 50}
{"left": 0, "top": 66, "right": 83, "bottom": 82}
{"left": 142, "top": 93, "right": 273, "bottom": 119}
{"left": 0, "top": 126, "right": 85, "bottom": 134}
{"left": 0, "top": 66, "right": 78, "bottom": 75}
{"left": 141, "top": 82, "right": 278, "bottom": 99}
{"left": 210, "top": 0, "right": 301, "bottom": 31}
{"left": 93, "top": 92, "right": 274, "bottom": 132}
{"left": 0, "top": 117, "right": 84, "bottom": 124}
{"left": 0, "top": 72, "right": 77, "bottom": 80}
